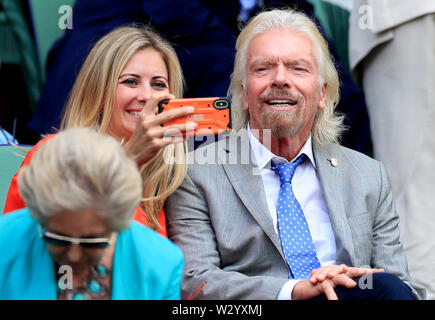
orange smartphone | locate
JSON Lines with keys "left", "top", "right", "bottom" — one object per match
{"left": 158, "top": 97, "right": 231, "bottom": 135}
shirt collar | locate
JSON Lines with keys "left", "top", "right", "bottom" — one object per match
{"left": 247, "top": 124, "right": 317, "bottom": 170}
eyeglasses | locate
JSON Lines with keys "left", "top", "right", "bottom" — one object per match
{"left": 38, "top": 225, "right": 115, "bottom": 249}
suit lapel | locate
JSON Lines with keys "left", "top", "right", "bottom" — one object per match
{"left": 219, "top": 131, "right": 284, "bottom": 257}
{"left": 313, "top": 141, "right": 355, "bottom": 266}
{"left": 219, "top": 133, "right": 357, "bottom": 266}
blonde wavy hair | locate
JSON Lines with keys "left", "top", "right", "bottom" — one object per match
{"left": 228, "top": 9, "right": 345, "bottom": 144}
{"left": 19, "top": 127, "right": 142, "bottom": 230}
{"left": 60, "top": 25, "right": 187, "bottom": 231}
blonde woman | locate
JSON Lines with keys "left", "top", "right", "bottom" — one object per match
{"left": 4, "top": 25, "right": 195, "bottom": 236}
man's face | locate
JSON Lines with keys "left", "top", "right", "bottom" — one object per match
{"left": 242, "top": 28, "right": 326, "bottom": 139}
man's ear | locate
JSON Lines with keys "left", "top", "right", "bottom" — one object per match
{"left": 241, "top": 84, "right": 249, "bottom": 110}
{"left": 318, "top": 82, "right": 327, "bottom": 110}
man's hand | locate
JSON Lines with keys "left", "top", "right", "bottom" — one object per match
{"left": 291, "top": 265, "right": 385, "bottom": 300}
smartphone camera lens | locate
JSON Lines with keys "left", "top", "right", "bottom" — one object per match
{"left": 214, "top": 99, "right": 229, "bottom": 109}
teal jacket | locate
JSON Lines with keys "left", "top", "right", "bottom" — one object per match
{"left": 0, "top": 209, "right": 184, "bottom": 299}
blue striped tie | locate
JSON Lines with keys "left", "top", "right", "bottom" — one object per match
{"left": 272, "top": 154, "right": 321, "bottom": 279}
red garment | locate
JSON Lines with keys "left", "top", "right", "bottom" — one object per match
{"left": 133, "top": 206, "right": 167, "bottom": 238}
{"left": 3, "top": 134, "right": 167, "bottom": 238}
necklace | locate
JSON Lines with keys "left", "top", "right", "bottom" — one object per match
{"left": 57, "top": 264, "right": 110, "bottom": 300}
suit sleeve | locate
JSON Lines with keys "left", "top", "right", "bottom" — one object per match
{"left": 371, "top": 161, "right": 426, "bottom": 299}
{"left": 166, "top": 170, "right": 287, "bottom": 300}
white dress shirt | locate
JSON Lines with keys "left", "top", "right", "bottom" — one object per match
{"left": 247, "top": 125, "right": 337, "bottom": 299}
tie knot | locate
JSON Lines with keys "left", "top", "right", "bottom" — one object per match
{"left": 272, "top": 154, "right": 307, "bottom": 185}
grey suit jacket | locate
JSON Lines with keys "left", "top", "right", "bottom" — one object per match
{"left": 166, "top": 131, "right": 426, "bottom": 299}
{"left": 349, "top": 0, "right": 435, "bottom": 74}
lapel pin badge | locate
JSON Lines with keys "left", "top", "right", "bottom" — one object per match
{"left": 329, "top": 157, "right": 338, "bottom": 167}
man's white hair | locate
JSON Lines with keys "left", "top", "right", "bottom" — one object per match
{"left": 228, "top": 9, "right": 345, "bottom": 144}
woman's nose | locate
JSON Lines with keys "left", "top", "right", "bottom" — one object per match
{"left": 137, "top": 85, "right": 151, "bottom": 102}
{"left": 66, "top": 244, "right": 84, "bottom": 263}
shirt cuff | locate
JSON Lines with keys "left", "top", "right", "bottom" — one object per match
{"left": 276, "top": 279, "right": 301, "bottom": 300}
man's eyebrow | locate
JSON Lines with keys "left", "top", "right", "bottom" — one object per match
{"left": 290, "top": 58, "right": 314, "bottom": 66}
{"left": 249, "top": 57, "right": 314, "bottom": 67}
{"left": 250, "top": 58, "right": 275, "bottom": 66}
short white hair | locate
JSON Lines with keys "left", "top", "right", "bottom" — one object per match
{"left": 18, "top": 127, "right": 143, "bottom": 230}
{"left": 228, "top": 9, "right": 345, "bottom": 144}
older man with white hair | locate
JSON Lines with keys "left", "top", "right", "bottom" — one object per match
{"left": 166, "top": 8, "right": 425, "bottom": 300}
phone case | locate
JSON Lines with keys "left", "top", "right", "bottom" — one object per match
{"left": 158, "top": 97, "right": 231, "bottom": 135}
